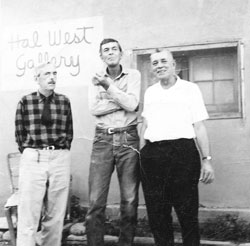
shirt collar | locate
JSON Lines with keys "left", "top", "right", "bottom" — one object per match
{"left": 157, "top": 75, "right": 181, "bottom": 89}
{"left": 37, "top": 91, "right": 55, "bottom": 103}
{"left": 105, "top": 65, "right": 129, "bottom": 80}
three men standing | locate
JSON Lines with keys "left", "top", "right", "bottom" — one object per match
{"left": 140, "top": 49, "right": 214, "bottom": 246}
{"left": 15, "top": 43, "right": 214, "bottom": 246}
{"left": 86, "top": 38, "right": 141, "bottom": 246}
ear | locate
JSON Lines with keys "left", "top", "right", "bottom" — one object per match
{"left": 172, "top": 59, "right": 176, "bottom": 68}
{"left": 100, "top": 53, "right": 104, "bottom": 62}
{"left": 120, "top": 51, "right": 123, "bottom": 59}
{"left": 34, "top": 74, "right": 41, "bottom": 84}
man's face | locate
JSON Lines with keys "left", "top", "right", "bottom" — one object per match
{"left": 37, "top": 63, "right": 57, "bottom": 92}
{"left": 100, "top": 42, "right": 122, "bottom": 67}
{"left": 151, "top": 51, "right": 176, "bottom": 80}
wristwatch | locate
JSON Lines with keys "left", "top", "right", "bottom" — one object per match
{"left": 202, "top": 156, "right": 212, "bottom": 160}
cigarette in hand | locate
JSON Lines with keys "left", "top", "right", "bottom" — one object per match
{"left": 92, "top": 77, "right": 99, "bottom": 85}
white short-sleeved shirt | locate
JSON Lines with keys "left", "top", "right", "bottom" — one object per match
{"left": 142, "top": 77, "right": 209, "bottom": 142}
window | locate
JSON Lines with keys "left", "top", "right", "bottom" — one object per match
{"left": 134, "top": 41, "right": 243, "bottom": 119}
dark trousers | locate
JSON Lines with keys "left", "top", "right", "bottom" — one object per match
{"left": 86, "top": 128, "right": 140, "bottom": 246}
{"left": 140, "top": 138, "right": 201, "bottom": 246}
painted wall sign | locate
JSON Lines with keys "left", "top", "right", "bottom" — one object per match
{"left": 1, "top": 16, "right": 103, "bottom": 90}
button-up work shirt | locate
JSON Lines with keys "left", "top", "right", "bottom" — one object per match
{"left": 88, "top": 67, "right": 141, "bottom": 128}
{"left": 15, "top": 91, "right": 73, "bottom": 152}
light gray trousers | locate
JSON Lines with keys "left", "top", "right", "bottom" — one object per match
{"left": 17, "top": 148, "right": 71, "bottom": 246}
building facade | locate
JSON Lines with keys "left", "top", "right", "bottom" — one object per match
{"left": 1, "top": 0, "right": 250, "bottom": 214}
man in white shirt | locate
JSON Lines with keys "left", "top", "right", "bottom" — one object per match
{"left": 140, "top": 49, "right": 214, "bottom": 246}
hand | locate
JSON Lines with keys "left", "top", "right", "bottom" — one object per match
{"left": 92, "top": 72, "right": 110, "bottom": 90}
{"left": 92, "top": 77, "right": 100, "bottom": 86}
{"left": 199, "top": 160, "right": 214, "bottom": 184}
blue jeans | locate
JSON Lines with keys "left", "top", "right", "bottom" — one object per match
{"left": 86, "top": 127, "right": 140, "bottom": 246}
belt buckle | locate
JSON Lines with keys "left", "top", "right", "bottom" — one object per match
{"left": 45, "top": 145, "right": 55, "bottom": 150}
{"left": 107, "top": 128, "right": 115, "bottom": 134}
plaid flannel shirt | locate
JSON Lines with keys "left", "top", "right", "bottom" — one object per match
{"left": 15, "top": 91, "right": 73, "bottom": 153}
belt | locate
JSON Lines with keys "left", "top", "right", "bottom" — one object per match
{"left": 32, "top": 145, "right": 67, "bottom": 150}
{"left": 96, "top": 125, "right": 137, "bottom": 135}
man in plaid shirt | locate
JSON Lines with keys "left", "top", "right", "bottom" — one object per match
{"left": 15, "top": 62, "right": 73, "bottom": 246}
